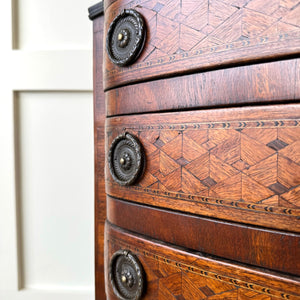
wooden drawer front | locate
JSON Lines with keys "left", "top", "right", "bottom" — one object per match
{"left": 105, "top": 223, "right": 300, "bottom": 300}
{"left": 106, "top": 104, "right": 300, "bottom": 232}
{"left": 106, "top": 58, "right": 300, "bottom": 116}
{"left": 103, "top": 0, "right": 300, "bottom": 89}
{"left": 107, "top": 197, "right": 300, "bottom": 276}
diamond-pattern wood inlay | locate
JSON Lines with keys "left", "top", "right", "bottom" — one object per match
{"left": 133, "top": 0, "right": 300, "bottom": 60}
{"left": 134, "top": 122, "right": 300, "bottom": 209}
{"left": 105, "top": 0, "right": 300, "bottom": 79}
{"left": 106, "top": 113, "right": 300, "bottom": 230}
{"left": 108, "top": 236, "right": 299, "bottom": 300}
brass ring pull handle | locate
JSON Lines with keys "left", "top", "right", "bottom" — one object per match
{"left": 106, "top": 9, "right": 146, "bottom": 66}
{"left": 109, "top": 250, "right": 145, "bottom": 300}
{"left": 108, "top": 133, "right": 145, "bottom": 186}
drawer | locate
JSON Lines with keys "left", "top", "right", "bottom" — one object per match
{"left": 106, "top": 58, "right": 300, "bottom": 116}
{"left": 106, "top": 104, "right": 300, "bottom": 232}
{"left": 103, "top": 0, "right": 300, "bottom": 89}
{"left": 105, "top": 222, "right": 300, "bottom": 300}
{"left": 107, "top": 197, "right": 300, "bottom": 275}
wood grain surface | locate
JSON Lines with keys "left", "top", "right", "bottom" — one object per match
{"left": 107, "top": 196, "right": 300, "bottom": 276}
{"left": 103, "top": 0, "right": 300, "bottom": 89}
{"left": 106, "top": 58, "right": 299, "bottom": 116}
{"left": 105, "top": 222, "right": 300, "bottom": 300}
{"left": 93, "top": 16, "right": 106, "bottom": 300}
{"left": 106, "top": 104, "right": 300, "bottom": 232}
{"left": 98, "top": 2, "right": 300, "bottom": 298}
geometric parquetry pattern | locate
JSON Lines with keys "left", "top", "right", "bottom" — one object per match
{"left": 109, "top": 239, "right": 296, "bottom": 300}
{"left": 130, "top": 0, "right": 300, "bottom": 61}
{"left": 140, "top": 255, "right": 249, "bottom": 300}
{"left": 140, "top": 255, "right": 273, "bottom": 299}
{"left": 138, "top": 124, "right": 300, "bottom": 208}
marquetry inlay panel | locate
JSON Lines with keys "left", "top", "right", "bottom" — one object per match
{"left": 106, "top": 224, "right": 300, "bottom": 300}
{"left": 105, "top": 105, "right": 300, "bottom": 231}
{"left": 104, "top": 0, "right": 300, "bottom": 88}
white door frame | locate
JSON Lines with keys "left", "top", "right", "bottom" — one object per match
{"left": 0, "top": 1, "right": 95, "bottom": 299}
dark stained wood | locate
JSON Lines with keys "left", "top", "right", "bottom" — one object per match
{"left": 106, "top": 58, "right": 299, "bottom": 116}
{"left": 88, "top": 1, "right": 104, "bottom": 21}
{"left": 91, "top": 1, "right": 300, "bottom": 298}
{"left": 105, "top": 222, "right": 300, "bottom": 299}
{"left": 93, "top": 15, "right": 106, "bottom": 300}
{"left": 106, "top": 104, "right": 300, "bottom": 232}
{"left": 103, "top": 0, "right": 300, "bottom": 90}
{"left": 107, "top": 196, "right": 300, "bottom": 276}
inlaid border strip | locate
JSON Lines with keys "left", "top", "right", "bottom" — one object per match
{"left": 108, "top": 119, "right": 300, "bottom": 131}
{"left": 109, "top": 181, "right": 300, "bottom": 217}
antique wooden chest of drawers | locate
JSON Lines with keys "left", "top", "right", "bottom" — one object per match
{"left": 89, "top": 1, "right": 300, "bottom": 299}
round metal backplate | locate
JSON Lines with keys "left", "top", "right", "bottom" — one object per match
{"left": 108, "top": 133, "right": 145, "bottom": 186}
{"left": 106, "top": 9, "right": 146, "bottom": 67}
{"left": 109, "top": 250, "right": 145, "bottom": 300}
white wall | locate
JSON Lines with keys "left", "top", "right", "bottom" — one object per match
{"left": 0, "top": 0, "right": 97, "bottom": 299}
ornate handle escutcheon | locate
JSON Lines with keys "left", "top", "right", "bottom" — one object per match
{"left": 108, "top": 133, "right": 145, "bottom": 186}
{"left": 109, "top": 250, "right": 145, "bottom": 300}
{"left": 106, "top": 9, "right": 146, "bottom": 67}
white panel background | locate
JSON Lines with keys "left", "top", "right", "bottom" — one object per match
{"left": 17, "top": 0, "right": 94, "bottom": 50}
{"left": 16, "top": 92, "right": 94, "bottom": 291}
{"left": 0, "top": 0, "right": 97, "bottom": 299}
